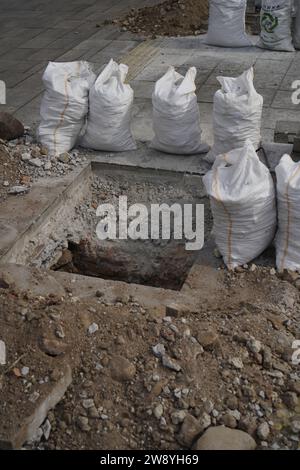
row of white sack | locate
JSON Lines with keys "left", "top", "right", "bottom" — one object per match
{"left": 203, "top": 140, "right": 300, "bottom": 272}
{"left": 38, "top": 61, "right": 263, "bottom": 160}
{"left": 38, "top": 59, "right": 209, "bottom": 156}
{"left": 207, "top": 0, "right": 300, "bottom": 52}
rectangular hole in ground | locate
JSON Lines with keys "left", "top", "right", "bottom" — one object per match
{"left": 6, "top": 163, "right": 212, "bottom": 291}
{"left": 49, "top": 165, "right": 212, "bottom": 291}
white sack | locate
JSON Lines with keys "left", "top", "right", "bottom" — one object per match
{"left": 203, "top": 140, "right": 276, "bottom": 269}
{"left": 150, "top": 66, "right": 209, "bottom": 155}
{"left": 257, "top": 0, "right": 295, "bottom": 52}
{"left": 38, "top": 61, "right": 96, "bottom": 156}
{"left": 81, "top": 59, "right": 136, "bottom": 152}
{"left": 275, "top": 154, "right": 300, "bottom": 272}
{"left": 206, "top": 0, "right": 252, "bottom": 48}
{"left": 293, "top": 0, "right": 300, "bottom": 49}
{"left": 205, "top": 68, "right": 263, "bottom": 164}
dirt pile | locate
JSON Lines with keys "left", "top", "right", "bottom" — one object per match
{"left": 0, "top": 266, "right": 299, "bottom": 450}
{"left": 117, "top": 0, "right": 260, "bottom": 38}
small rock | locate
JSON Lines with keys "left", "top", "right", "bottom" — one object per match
{"left": 177, "top": 413, "right": 203, "bottom": 447}
{"left": 290, "top": 419, "right": 300, "bottom": 434}
{"left": 171, "top": 410, "right": 186, "bottom": 425}
{"left": 21, "top": 152, "right": 31, "bottom": 161}
{"left": 41, "top": 419, "right": 51, "bottom": 440}
{"left": 247, "top": 338, "right": 262, "bottom": 354}
{"left": 197, "top": 329, "right": 219, "bottom": 350}
{"left": 162, "top": 354, "right": 181, "bottom": 372}
{"left": 44, "top": 161, "right": 52, "bottom": 170}
{"left": 88, "top": 323, "right": 99, "bottom": 335}
{"left": 3, "top": 180, "right": 9, "bottom": 187}
{"left": 58, "top": 153, "right": 70, "bottom": 164}
{"left": 222, "top": 413, "right": 237, "bottom": 429}
{"left": 0, "top": 340, "right": 6, "bottom": 365}
{"left": 88, "top": 406, "right": 99, "bottom": 418}
{"left": 110, "top": 355, "right": 136, "bottom": 382}
{"left": 82, "top": 398, "right": 94, "bottom": 409}
{"left": 152, "top": 343, "right": 166, "bottom": 358}
{"left": 282, "top": 391, "right": 298, "bottom": 410}
{"left": 29, "top": 158, "right": 43, "bottom": 167}
{"left": 229, "top": 357, "right": 244, "bottom": 369}
{"left": 21, "top": 366, "right": 29, "bottom": 376}
{"left": 194, "top": 426, "right": 257, "bottom": 450}
{"left": 40, "top": 146, "right": 48, "bottom": 156}
{"left": 40, "top": 337, "right": 66, "bottom": 356}
{"left": 257, "top": 422, "right": 270, "bottom": 440}
{"left": 76, "top": 416, "right": 90, "bottom": 432}
{"left": 55, "top": 325, "right": 65, "bottom": 339}
{"left": 8, "top": 185, "right": 29, "bottom": 194}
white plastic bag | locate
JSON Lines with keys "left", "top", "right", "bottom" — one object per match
{"left": 275, "top": 154, "right": 300, "bottom": 272}
{"left": 206, "top": 0, "right": 252, "bottom": 48}
{"left": 257, "top": 0, "right": 295, "bottom": 52}
{"left": 205, "top": 68, "right": 263, "bottom": 164}
{"left": 203, "top": 140, "right": 276, "bottom": 269}
{"left": 38, "top": 61, "right": 96, "bottom": 156}
{"left": 293, "top": 0, "right": 300, "bottom": 49}
{"left": 81, "top": 59, "right": 136, "bottom": 152}
{"left": 150, "top": 66, "right": 209, "bottom": 155}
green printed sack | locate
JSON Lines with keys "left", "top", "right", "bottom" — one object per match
{"left": 257, "top": 0, "right": 295, "bottom": 51}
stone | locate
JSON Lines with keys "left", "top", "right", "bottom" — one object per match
{"left": 39, "top": 337, "right": 66, "bottom": 357}
{"left": 0, "top": 112, "right": 24, "bottom": 141}
{"left": 152, "top": 343, "right": 165, "bottom": 358}
{"left": 3, "top": 181, "right": 9, "bottom": 187}
{"left": 199, "top": 412, "right": 211, "bottom": 430}
{"left": 0, "top": 340, "right": 6, "bottom": 365}
{"left": 162, "top": 354, "right": 181, "bottom": 372}
{"left": 8, "top": 186, "right": 29, "bottom": 195}
{"left": 29, "top": 158, "right": 43, "bottom": 167}
{"left": 82, "top": 399, "right": 94, "bottom": 409}
{"left": 41, "top": 419, "right": 51, "bottom": 440}
{"left": 109, "top": 355, "right": 136, "bottom": 382}
{"left": 222, "top": 414, "right": 237, "bottom": 429}
{"left": 247, "top": 338, "right": 262, "bottom": 354}
{"left": 196, "top": 329, "right": 219, "bottom": 350}
{"left": 282, "top": 391, "right": 298, "bottom": 410}
{"left": 257, "top": 422, "right": 270, "bottom": 440}
{"left": 229, "top": 357, "right": 244, "bottom": 369}
{"left": 226, "top": 396, "right": 238, "bottom": 410}
{"left": 239, "top": 417, "right": 257, "bottom": 436}
{"left": 88, "top": 323, "right": 98, "bottom": 335}
{"left": 88, "top": 406, "right": 99, "bottom": 419}
{"left": 76, "top": 416, "right": 90, "bottom": 432}
{"left": 171, "top": 410, "right": 187, "bottom": 425}
{"left": 153, "top": 404, "right": 163, "bottom": 419}
{"left": 44, "top": 161, "right": 52, "bottom": 170}
{"left": 31, "top": 148, "right": 40, "bottom": 158}
{"left": 21, "top": 152, "right": 31, "bottom": 161}
{"left": 290, "top": 419, "right": 300, "bottom": 434}
{"left": 21, "top": 366, "right": 29, "bottom": 376}
{"left": 177, "top": 414, "right": 203, "bottom": 448}
{"left": 58, "top": 153, "right": 70, "bottom": 164}
{"left": 194, "top": 426, "right": 257, "bottom": 450}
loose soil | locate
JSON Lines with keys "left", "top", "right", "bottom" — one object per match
{"left": 117, "top": 0, "right": 260, "bottom": 38}
{"left": 0, "top": 265, "right": 299, "bottom": 450}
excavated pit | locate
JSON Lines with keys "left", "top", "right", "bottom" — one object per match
{"left": 3, "top": 163, "right": 212, "bottom": 291}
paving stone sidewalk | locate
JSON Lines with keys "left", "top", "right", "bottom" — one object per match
{"left": 0, "top": 0, "right": 299, "bottom": 149}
